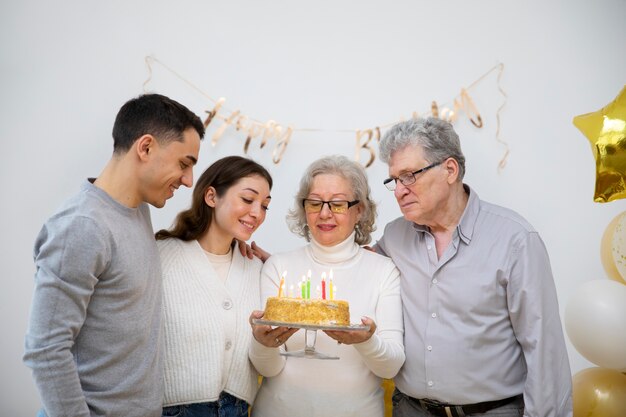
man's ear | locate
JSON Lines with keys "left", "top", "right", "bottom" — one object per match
{"left": 136, "top": 134, "right": 156, "bottom": 162}
{"left": 204, "top": 186, "right": 218, "bottom": 207}
{"left": 443, "top": 157, "right": 460, "bottom": 184}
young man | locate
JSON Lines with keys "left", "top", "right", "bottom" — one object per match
{"left": 23, "top": 94, "right": 205, "bottom": 417}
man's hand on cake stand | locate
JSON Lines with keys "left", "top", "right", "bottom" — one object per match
{"left": 250, "top": 310, "right": 298, "bottom": 348}
{"left": 324, "top": 316, "right": 377, "bottom": 345}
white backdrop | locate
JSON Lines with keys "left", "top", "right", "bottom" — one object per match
{"left": 2, "top": 0, "right": 625, "bottom": 414}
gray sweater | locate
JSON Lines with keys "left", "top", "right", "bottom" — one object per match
{"left": 24, "top": 180, "right": 163, "bottom": 417}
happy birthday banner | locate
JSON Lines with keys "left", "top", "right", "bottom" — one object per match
{"left": 143, "top": 56, "right": 509, "bottom": 169}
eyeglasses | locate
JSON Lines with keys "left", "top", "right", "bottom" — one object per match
{"left": 383, "top": 161, "right": 443, "bottom": 191}
{"left": 302, "top": 199, "right": 360, "bottom": 214}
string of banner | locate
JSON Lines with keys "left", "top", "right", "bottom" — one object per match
{"left": 143, "top": 56, "right": 509, "bottom": 170}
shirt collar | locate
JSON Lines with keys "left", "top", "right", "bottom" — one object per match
{"left": 456, "top": 184, "right": 479, "bottom": 245}
{"left": 412, "top": 184, "right": 479, "bottom": 245}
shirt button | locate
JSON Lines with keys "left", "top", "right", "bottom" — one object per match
{"left": 223, "top": 299, "right": 233, "bottom": 310}
{"left": 432, "top": 278, "right": 438, "bottom": 284}
{"left": 427, "top": 245, "right": 432, "bottom": 250}
{"left": 431, "top": 313, "right": 437, "bottom": 318}
{"left": 225, "top": 341, "right": 232, "bottom": 350}
{"left": 427, "top": 381, "right": 434, "bottom": 387}
{"left": 427, "top": 345, "right": 432, "bottom": 351}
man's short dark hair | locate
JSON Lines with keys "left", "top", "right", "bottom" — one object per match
{"left": 112, "top": 93, "right": 205, "bottom": 154}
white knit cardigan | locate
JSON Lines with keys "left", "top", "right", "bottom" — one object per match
{"left": 158, "top": 238, "right": 263, "bottom": 406}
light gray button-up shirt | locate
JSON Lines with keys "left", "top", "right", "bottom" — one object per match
{"left": 376, "top": 185, "right": 572, "bottom": 417}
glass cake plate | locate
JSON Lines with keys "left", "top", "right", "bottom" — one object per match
{"left": 252, "top": 319, "right": 370, "bottom": 360}
{"left": 251, "top": 318, "right": 370, "bottom": 332}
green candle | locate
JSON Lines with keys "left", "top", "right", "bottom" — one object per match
{"left": 306, "top": 269, "right": 312, "bottom": 299}
{"left": 306, "top": 278, "right": 311, "bottom": 299}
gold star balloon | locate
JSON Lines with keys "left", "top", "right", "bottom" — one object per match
{"left": 573, "top": 86, "right": 626, "bottom": 203}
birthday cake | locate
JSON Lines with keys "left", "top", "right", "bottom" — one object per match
{"left": 263, "top": 296, "right": 350, "bottom": 326}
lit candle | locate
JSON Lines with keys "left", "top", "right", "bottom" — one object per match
{"left": 289, "top": 284, "right": 294, "bottom": 298}
{"left": 321, "top": 272, "right": 327, "bottom": 299}
{"left": 329, "top": 269, "right": 334, "bottom": 300}
{"left": 306, "top": 277, "right": 311, "bottom": 300}
{"left": 301, "top": 276, "right": 306, "bottom": 299}
{"left": 278, "top": 271, "right": 286, "bottom": 297}
{"left": 333, "top": 285, "right": 338, "bottom": 300}
{"left": 316, "top": 285, "right": 321, "bottom": 299}
{"left": 306, "top": 270, "right": 312, "bottom": 300}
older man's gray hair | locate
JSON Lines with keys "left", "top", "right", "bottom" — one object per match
{"left": 379, "top": 117, "right": 466, "bottom": 181}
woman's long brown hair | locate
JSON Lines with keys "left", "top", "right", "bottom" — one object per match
{"left": 155, "top": 156, "right": 272, "bottom": 241}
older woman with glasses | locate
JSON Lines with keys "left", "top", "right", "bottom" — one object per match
{"left": 248, "top": 155, "right": 405, "bottom": 417}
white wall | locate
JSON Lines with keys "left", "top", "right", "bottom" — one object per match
{"left": 2, "top": 0, "right": 625, "bottom": 414}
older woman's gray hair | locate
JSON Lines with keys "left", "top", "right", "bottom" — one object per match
{"left": 379, "top": 117, "right": 466, "bottom": 181}
{"left": 286, "top": 155, "right": 377, "bottom": 245}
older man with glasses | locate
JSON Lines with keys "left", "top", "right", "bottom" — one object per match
{"left": 374, "top": 117, "right": 572, "bottom": 417}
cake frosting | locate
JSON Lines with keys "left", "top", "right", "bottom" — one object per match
{"left": 263, "top": 296, "right": 350, "bottom": 326}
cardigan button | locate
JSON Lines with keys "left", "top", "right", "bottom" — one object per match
{"left": 225, "top": 340, "right": 232, "bottom": 350}
{"left": 223, "top": 299, "right": 233, "bottom": 310}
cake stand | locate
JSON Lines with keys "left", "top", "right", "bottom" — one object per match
{"left": 252, "top": 319, "right": 370, "bottom": 360}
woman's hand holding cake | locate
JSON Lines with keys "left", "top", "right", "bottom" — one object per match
{"left": 249, "top": 310, "right": 298, "bottom": 348}
{"left": 324, "top": 316, "right": 377, "bottom": 345}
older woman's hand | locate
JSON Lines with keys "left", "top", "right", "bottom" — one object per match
{"left": 249, "top": 310, "right": 298, "bottom": 348}
{"left": 323, "top": 316, "right": 377, "bottom": 345}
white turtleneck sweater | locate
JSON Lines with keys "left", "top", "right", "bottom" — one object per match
{"left": 158, "top": 238, "right": 263, "bottom": 406}
{"left": 249, "top": 232, "right": 404, "bottom": 417}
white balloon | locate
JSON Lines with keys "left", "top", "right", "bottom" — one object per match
{"left": 564, "top": 279, "right": 626, "bottom": 371}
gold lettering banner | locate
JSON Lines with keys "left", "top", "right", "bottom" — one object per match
{"left": 143, "top": 56, "right": 508, "bottom": 169}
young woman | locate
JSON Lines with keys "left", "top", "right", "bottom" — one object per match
{"left": 156, "top": 156, "right": 272, "bottom": 417}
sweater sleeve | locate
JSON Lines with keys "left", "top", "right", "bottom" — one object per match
{"left": 353, "top": 263, "right": 405, "bottom": 379}
{"left": 249, "top": 338, "right": 287, "bottom": 377}
{"left": 248, "top": 256, "right": 288, "bottom": 377}
{"left": 24, "top": 216, "right": 110, "bottom": 417}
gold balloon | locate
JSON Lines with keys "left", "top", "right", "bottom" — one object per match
{"left": 573, "top": 86, "right": 626, "bottom": 203}
{"left": 601, "top": 211, "right": 626, "bottom": 284}
{"left": 573, "top": 367, "right": 626, "bottom": 417}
